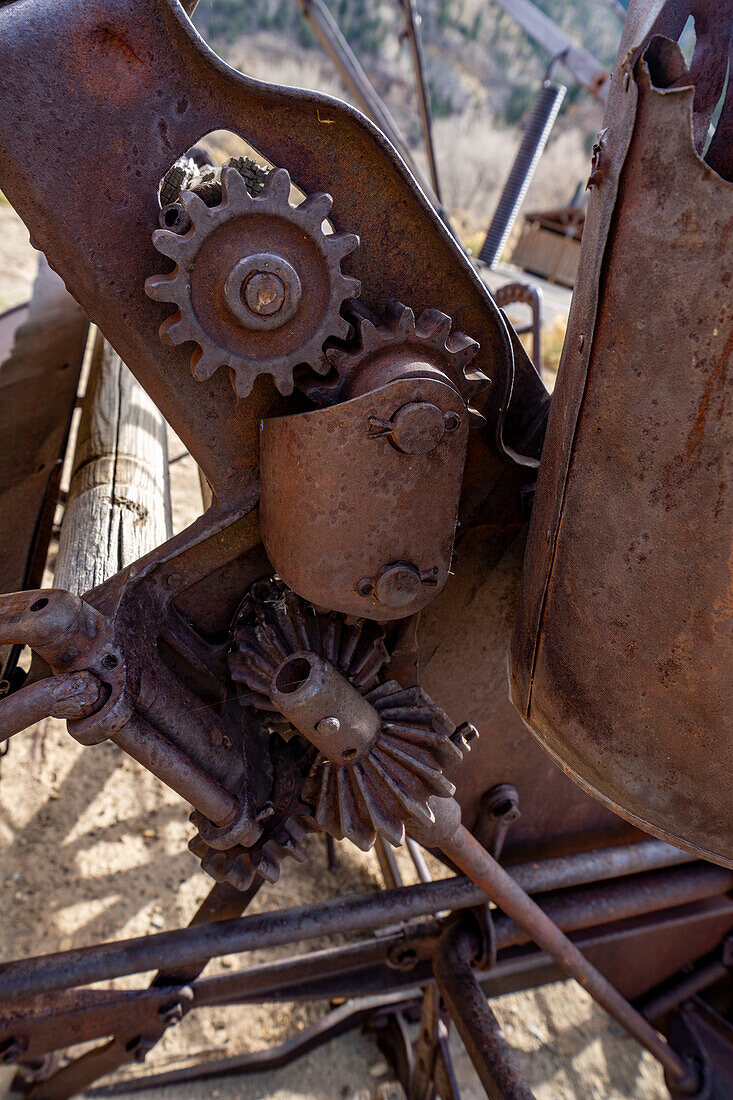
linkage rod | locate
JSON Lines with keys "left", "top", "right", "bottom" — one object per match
{"left": 439, "top": 823, "right": 695, "bottom": 1086}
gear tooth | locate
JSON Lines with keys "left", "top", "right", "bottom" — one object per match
{"left": 446, "top": 331, "right": 479, "bottom": 361}
{"left": 339, "top": 276, "right": 361, "bottom": 303}
{"left": 329, "top": 231, "right": 359, "bottom": 260}
{"left": 271, "top": 369, "right": 296, "bottom": 396}
{"left": 358, "top": 317, "right": 381, "bottom": 352}
{"left": 151, "top": 229, "right": 189, "bottom": 261}
{"left": 201, "top": 848, "right": 227, "bottom": 882}
{"left": 145, "top": 272, "right": 181, "bottom": 304}
{"left": 261, "top": 167, "right": 292, "bottom": 205}
{"left": 188, "top": 834, "right": 208, "bottom": 858}
{"left": 191, "top": 347, "right": 221, "bottom": 382}
{"left": 383, "top": 300, "right": 414, "bottom": 337}
{"left": 228, "top": 365, "right": 255, "bottom": 398}
{"left": 417, "top": 307, "right": 452, "bottom": 345}
{"left": 178, "top": 188, "right": 211, "bottom": 224}
{"left": 227, "top": 861, "right": 255, "bottom": 892}
{"left": 221, "top": 165, "right": 252, "bottom": 206}
{"left": 332, "top": 316, "right": 352, "bottom": 342}
{"left": 159, "top": 311, "right": 192, "bottom": 347}
{"left": 300, "top": 191, "right": 333, "bottom": 223}
{"left": 325, "top": 346, "right": 349, "bottom": 369}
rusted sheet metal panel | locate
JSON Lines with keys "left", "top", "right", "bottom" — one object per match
{"left": 260, "top": 378, "right": 468, "bottom": 621}
{"left": 0, "top": 259, "right": 88, "bottom": 683}
{"left": 420, "top": 528, "right": 637, "bottom": 858}
{"left": 511, "top": 28, "right": 733, "bottom": 865}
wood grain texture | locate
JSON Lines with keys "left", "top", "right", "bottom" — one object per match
{"left": 55, "top": 330, "right": 172, "bottom": 594}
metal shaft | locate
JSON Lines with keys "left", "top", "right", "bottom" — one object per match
{"left": 400, "top": 0, "right": 442, "bottom": 201}
{"left": 439, "top": 823, "right": 693, "bottom": 1085}
{"left": 0, "top": 854, "right": 727, "bottom": 1004}
{"left": 0, "top": 671, "right": 104, "bottom": 743}
{"left": 434, "top": 919, "right": 535, "bottom": 1099}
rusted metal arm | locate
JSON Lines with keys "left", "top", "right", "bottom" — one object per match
{"left": 491, "top": 0, "right": 610, "bottom": 100}
{"left": 0, "top": 672, "right": 105, "bottom": 744}
{"left": 434, "top": 919, "right": 535, "bottom": 1099}
{"left": 435, "top": 818, "right": 695, "bottom": 1088}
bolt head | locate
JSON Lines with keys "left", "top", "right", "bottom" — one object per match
{"left": 316, "top": 716, "right": 341, "bottom": 736}
{"left": 224, "top": 252, "right": 302, "bottom": 331}
{"left": 373, "top": 562, "right": 423, "bottom": 608}
{"left": 390, "top": 401, "right": 446, "bottom": 454}
{"left": 244, "top": 271, "right": 286, "bottom": 317}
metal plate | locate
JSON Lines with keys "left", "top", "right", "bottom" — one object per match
{"left": 260, "top": 377, "right": 468, "bottom": 620}
{"left": 512, "top": 44, "right": 733, "bottom": 866}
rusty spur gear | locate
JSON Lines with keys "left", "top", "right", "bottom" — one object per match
{"left": 228, "top": 577, "right": 473, "bottom": 851}
{"left": 145, "top": 166, "right": 361, "bottom": 398}
{"left": 299, "top": 298, "right": 488, "bottom": 408}
{"left": 188, "top": 738, "right": 314, "bottom": 892}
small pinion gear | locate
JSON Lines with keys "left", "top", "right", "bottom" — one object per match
{"left": 301, "top": 299, "right": 488, "bottom": 407}
{"left": 145, "top": 166, "right": 361, "bottom": 398}
{"left": 188, "top": 739, "right": 313, "bottom": 892}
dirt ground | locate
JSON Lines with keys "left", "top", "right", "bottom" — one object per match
{"left": 0, "top": 200, "right": 668, "bottom": 1099}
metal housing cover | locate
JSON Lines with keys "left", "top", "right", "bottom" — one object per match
{"left": 511, "top": 42, "right": 733, "bottom": 867}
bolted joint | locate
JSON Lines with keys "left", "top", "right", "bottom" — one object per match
{"left": 270, "top": 652, "right": 380, "bottom": 764}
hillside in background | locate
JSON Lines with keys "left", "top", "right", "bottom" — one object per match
{"left": 192, "top": 0, "right": 625, "bottom": 245}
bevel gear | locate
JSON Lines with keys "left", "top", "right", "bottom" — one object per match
{"left": 145, "top": 166, "right": 361, "bottom": 398}
{"left": 299, "top": 298, "right": 488, "bottom": 408}
{"left": 188, "top": 738, "right": 314, "bottom": 892}
{"left": 228, "top": 576, "right": 389, "bottom": 713}
{"left": 302, "top": 679, "right": 467, "bottom": 851}
{"left": 229, "top": 576, "right": 472, "bottom": 852}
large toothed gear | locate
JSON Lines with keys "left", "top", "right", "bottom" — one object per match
{"left": 145, "top": 166, "right": 361, "bottom": 398}
{"left": 300, "top": 299, "right": 488, "bottom": 407}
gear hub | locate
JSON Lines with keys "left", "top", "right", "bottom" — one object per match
{"left": 145, "top": 166, "right": 361, "bottom": 398}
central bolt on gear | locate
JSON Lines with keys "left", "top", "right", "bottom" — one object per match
{"left": 229, "top": 577, "right": 471, "bottom": 852}
{"left": 145, "top": 166, "right": 361, "bottom": 398}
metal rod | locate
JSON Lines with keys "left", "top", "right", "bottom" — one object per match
{"left": 112, "top": 715, "right": 241, "bottom": 829}
{"left": 434, "top": 920, "right": 535, "bottom": 1099}
{"left": 440, "top": 824, "right": 693, "bottom": 1084}
{"left": 406, "top": 836, "right": 432, "bottom": 883}
{"left": 31, "top": 879, "right": 263, "bottom": 1100}
{"left": 376, "top": 836, "right": 404, "bottom": 889}
{"left": 642, "top": 958, "right": 730, "bottom": 1024}
{"left": 478, "top": 80, "right": 566, "bottom": 268}
{"left": 0, "top": 848, "right": 724, "bottom": 1005}
{"left": 489, "top": 0, "right": 610, "bottom": 100}
{"left": 293, "top": 0, "right": 454, "bottom": 229}
{"left": 0, "top": 671, "right": 104, "bottom": 743}
{"left": 399, "top": 0, "right": 442, "bottom": 201}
